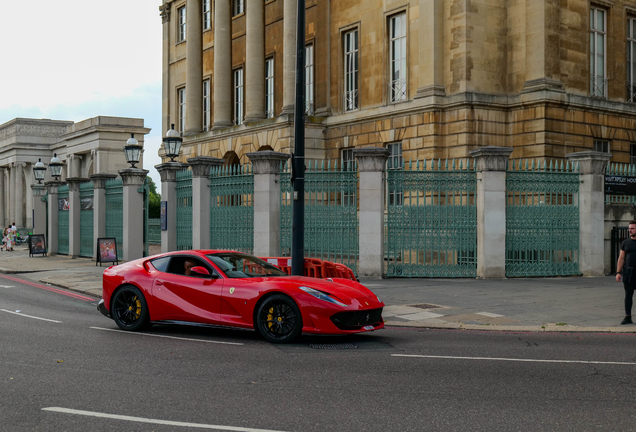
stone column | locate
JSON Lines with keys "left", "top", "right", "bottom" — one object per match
{"left": 354, "top": 147, "right": 390, "bottom": 278}
{"left": 160, "top": 2, "right": 172, "bottom": 134}
{"left": 156, "top": 162, "right": 188, "bottom": 252}
{"left": 90, "top": 173, "right": 117, "bottom": 259}
{"left": 188, "top": 156, "right": 223, "bottom": 249}
{"left": 66, "top": 178, "right": 84, "bottom": 258}
{"left": 415, "top": 0, "right": 445, "bottom": 98}
{"left": 281, "top": 0, "right": 297, "bottom": 115}
{"left": 119, "top": 168, "right": 150, "bottom": 261}
{"left": 566, "top": 151, "right": 612, "bottom": 277}
{"left": 31, "top": 184, "right": 47, "bottom": 236}
{"left": 14, "top": 162, "right": 26, "bottom": 229}
{"left": 247, "top": 151, "right": 291, "bottom": 256}
{"left": 213, "top": 0, "right": 233, "bottom": 128}
{"left": 9, "top": 164, "right": 15, "bottom": 227}
{"left": 245, "top": 0, "right": 265, "bottom": 122}
{"left": 186, "top": 0, "right": 203, "bottom": 135}
{"left": 25, "top": 164, "right": 34, "bottom": 230}
{"left": 0, "top": 168, "right": 5, "bottom": 229}
{"left": 469, "top": 147, "right": 513, "bottom": 278}
{"left": 46, "top": 181, "right": 65, "bottom": 255}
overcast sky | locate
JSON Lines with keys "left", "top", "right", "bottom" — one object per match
{"left": 1, "top": 0, "right": 164, "bottom": 192}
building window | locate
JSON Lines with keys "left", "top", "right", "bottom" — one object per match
{"left": 203, "top": 0, "right": 211, "bottom": 30}
{"left": 203, "top": 79, "right": 210, "bottom": 132}
{"left": 628, "top": 18, "right": 636, "bottom": 102}
{"left": 344, "top": 29, "right": 359, "bottom": 111}
{"left": 265, "top": 58, "right": 274, "bottom": 118}
{"left": 590, "top": 7, "right": 607, "bottom": 98}
{"left": 387, "top": 142, "right": 403, "bottom": 205}
{"left": 593, "top": 139, "right": 609, "bottom": 153}
{"left": 389, "top": 13, "right": 407, "bottom": 102}
{"left": 341, "top": 148, "right": 355, "bottom": 205}
{"left": 178, "top": 6, "right": 186, "bottom": 42}
{"left": 233, "top": 0, "right": 244, "bottom": 16}
{"left": 305, "top": 44, "right": 315, "bottom": 115}
{"left": 234, "top": 68, "right": 244, "bottom": 125}
{"left": 178, "top": 87, "right": 186, "bottom": 136}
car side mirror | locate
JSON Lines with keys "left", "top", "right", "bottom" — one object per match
{"left": 191, "top": 266, "right": 211, "bottom": 276}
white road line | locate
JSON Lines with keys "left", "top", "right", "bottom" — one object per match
{"left": 89, "top": 327, "right": 244, "bottom": 345}
{"left": 42, "top": 407, "right": 287, "bottom": 432}
{"left": 391, "top": 354, "right": 636, "bottom": 366}
{"left": 0, "top": 309, "right": 61, "bottom": 323}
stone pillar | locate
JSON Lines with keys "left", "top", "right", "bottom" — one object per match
{"left": 66, "top": 178, "right": 83, "bottom": 258}
{"left": 415, "top": 0, "right": 445, "bottom": 98}
{"left": 245, "top": 0, "right": 265, "bottom": 122}
{"left": 90, "top": 173, "right": 117, "bottom": 259}
{"left": 187, "top": 156, "right": 223, "bottom": 249}
{"left": 213, "top": 0, "right": 233, "bottom": 128}
{"left": 24, "top": 164, "right": 34, "bottom": 230}
{"left": 160, "top": 2, "right": 172, "bottom": 134}
{"left": 470, "top": 147, "right": 513, "bottom": 279}
{"left": 186, "top": 0, "right": 203, "bottom": 135}
{"left": 14, "top": 162, "right": 26, "bottom": 228}
{"left": 247, "top": 151, "right": 291, "bottom": 256}
{"left": 0, "top": 168, "right": 5, "bottom": 230}
{"left": 31, "top": 184, "right": 47, "bottom": 236}
{"left": 9, "top": 164, "right": 15, "bottom": 228}
{"left": 119, "top": 168, "right": 150, "bottom": 261}
{"left": 156, "top": 162, "right": 188, "bottom": 252}
{"left": 46, "top": 181, "right": 65, "bottom": 255}
{"left": 566, "top": 151, "right": 612, "bottom": 277}
{"left": 354, "top": 147, "right": 390, "bottom": 278}
{"left": 281, "top": 0, "right": 297, "bottom": 115}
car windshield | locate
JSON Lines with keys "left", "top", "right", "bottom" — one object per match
{"left": 206, "top": 253, "right": 288, "bottom": 278}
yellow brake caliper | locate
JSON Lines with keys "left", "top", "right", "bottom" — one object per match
{"left": 129, "top": 295, "right": 142, "bottom": 319}
{"left": 267, "top": 307, "right": 274, "bottom": 329}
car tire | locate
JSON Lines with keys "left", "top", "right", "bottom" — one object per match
{"left": 111, "top": 285, "right": 150, "bottom": 331}
{"left": 255, "top": 294, "right": 302, "bottom": 344}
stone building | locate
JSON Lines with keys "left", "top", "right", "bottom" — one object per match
{"left": 159, "top": 0, "right": 636, "bottom": 167}
{"left": 0, "top": 116, "right": 150, "bottom": 231}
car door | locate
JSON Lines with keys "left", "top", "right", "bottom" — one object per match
{"left": 151, "top": 255, "right": 224, "bottom": 324}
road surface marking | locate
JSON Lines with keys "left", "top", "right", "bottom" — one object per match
{"left": 0, "top": 285, "right": 15, "bottom": 288}
{"left": 0, "top": 274, "right": 94, "bottom": 301}
{"left": 90, "top": 327, "right": 244, "bottom": 345}
{"left": 0, "top": 309, "right": 61, "bottom": 323}
{"left": 391, "top": 354, "right": 636, "bottom": 365}
{"left": 42, "top": 407, "right": 287, "bottom": 432}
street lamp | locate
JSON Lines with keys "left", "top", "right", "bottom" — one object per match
{"left": 49, "top": 153, "right": 63, "bottom": 181}
{"left": 163, "top": 124, "right": 182, "bottom": 162}
{"left": 123, "top": 133, "right": 143, "bottom": 169}
{"left": 33, "top": 158, "right": 46, "bottom": 184}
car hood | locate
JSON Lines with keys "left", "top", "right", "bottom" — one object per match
{"left": 258, "top": 275, "right": 379, "bottom": 302}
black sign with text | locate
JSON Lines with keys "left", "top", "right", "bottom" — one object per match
{"left": 605, "top": 175, "right": 636, "bottom": 195}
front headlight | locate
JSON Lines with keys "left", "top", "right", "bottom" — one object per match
{"left": 299, "top": 286, "right": 347, "bottom": 307}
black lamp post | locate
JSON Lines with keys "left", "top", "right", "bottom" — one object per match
{"left": 33, "top": 158, "right": 46, "bottom": 184}
{"left": 163, "top": 124, "right": 183, "bottom": 162}
{"left": 123, "top": 133, "right": 143, "bottom": 168}
{"left": 49, "top": 153, "right": 63, "bottom": 181}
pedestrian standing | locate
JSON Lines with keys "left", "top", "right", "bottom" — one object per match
{"left": 9, "top": 222, "right": 16, "bottom": 251}
{"left": 0, "top": 226, "right": 7, "bottom": 251}
{"left": 615, "top": 220, "right": 636, "bottom": 324}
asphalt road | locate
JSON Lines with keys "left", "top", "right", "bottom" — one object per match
{"left": 2, "top": 276, "right": 636, "bottom": 432}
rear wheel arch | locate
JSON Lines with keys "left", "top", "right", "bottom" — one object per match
{"left": 110, "top": 284, "right": 151, "bottom": 331}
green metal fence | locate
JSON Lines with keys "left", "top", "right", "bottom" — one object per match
{"left": 385, "top": 159, "right": 477, "bottom": 277}
{"left": 176, "top": 168, "right": 193, "bottom": 250}
{"left": 210, "top": 164, "right": 254, "bottom": 253}
{"left": 605, "top": 163, "right": 636, "bottom": 204}
{"left": 506, "top": 159, "right": 579, "bottom": 277}
{"left": 79, "top": 181, "right": 94, "bottom": 257}
{"left": 148, "top": 218, "right": 161, "bottom": 244}
{"left": 105, "top": 178, "right": 123, "bottom": 260}
{"left": 280, "top": 160, "right": 359, "bottom": 273}
{"left": 57, "top": 185, "right": 70, "bottom": 255}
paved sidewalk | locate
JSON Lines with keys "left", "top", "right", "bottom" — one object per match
{"left": 1, "top": 245, "right": 634, "bottom": 333}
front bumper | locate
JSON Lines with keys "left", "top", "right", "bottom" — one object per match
{"left": 97, "top": 299, "right": 111, "bottom": 319}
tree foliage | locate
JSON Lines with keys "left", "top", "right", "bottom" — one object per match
{"left": 147, "top": 177, "right": 162, "bottom": 218}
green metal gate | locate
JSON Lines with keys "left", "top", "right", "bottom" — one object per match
{"left": 176, "top": 168, "right": 192, "bottom": 251}
{"left": 280, "top": 160, "right": 359, "bottom": 273}
{"left": 142, "top": 177, "right": 149, "bottom": 257}
{"left": 506, "top": 159, "right": 579, "bottom": 277}
{"left": 210, "top": 164, "right": 254, "bottom": 253}
{"left": 79, "top": 181, "right": 94, "bottom": 257}
{"left": 57, "top": 184, "right": 70, "bottom": 255}
{"left": 385, "top": 159, "right": 477, "bottom": 277}
{"left": 105, "top": 178, "right": 123, "bottom": 260}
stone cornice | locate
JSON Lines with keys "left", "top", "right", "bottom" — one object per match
{"left": 246, "top": 151, "right": 290, "bottom": 175}
{"left": 187, "top": 156, "right": 224, "bottom": 177}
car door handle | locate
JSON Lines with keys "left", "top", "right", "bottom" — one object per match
{"left": 156, "top": 281, "right": 163, "bottom": 286}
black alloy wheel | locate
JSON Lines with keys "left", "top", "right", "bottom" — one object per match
{"left": 111, "top": 285, "right": 150, "bottom": 331}
{"left": 256, "top": 294, "right": 302, "bottom": 343}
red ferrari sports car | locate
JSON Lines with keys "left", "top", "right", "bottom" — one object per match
{"left": 97, "top": 250, "right": 384, "bottom": 343}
